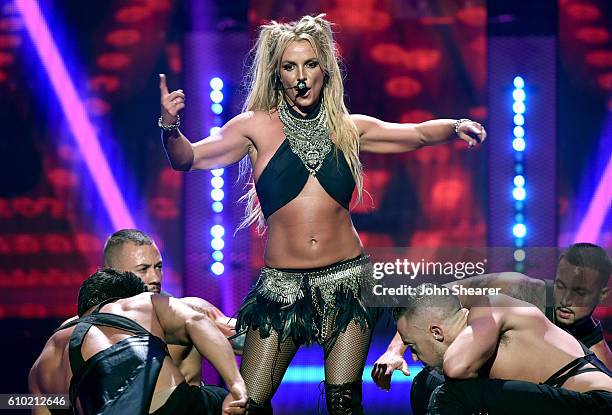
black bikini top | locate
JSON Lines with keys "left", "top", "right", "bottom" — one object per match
{"left": 255, "top": 102, "right": 356, "bottom": 219}
{"left": 55, "top": 298, "right": 168, "bottom": 415}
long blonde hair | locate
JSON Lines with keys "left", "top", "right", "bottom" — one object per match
{"left": 238, "top": 14, "right": 363, "bottom": 232}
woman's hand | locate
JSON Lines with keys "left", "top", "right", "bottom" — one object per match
{"left": 159, "top": 73, "right": 185, "bottom": 125}
{"left": 456, "top": 119, "right": 487, "bottom": 148}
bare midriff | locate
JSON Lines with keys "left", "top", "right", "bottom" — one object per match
{"left": 263, "top": 174, "right": 363, "bottom": 269}
{"left": 248, "top": 110, "right": 362, "bottom": 269}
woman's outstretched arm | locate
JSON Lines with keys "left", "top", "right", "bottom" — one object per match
{"left": 352, "top": 114, "right": 486, "bottom": 153}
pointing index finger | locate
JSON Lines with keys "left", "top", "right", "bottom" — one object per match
{"left": 159, "top": 73, "right": 169, "bottom": 95}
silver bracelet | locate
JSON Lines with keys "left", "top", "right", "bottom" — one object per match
{"left": 454, "top": 118, "right": 471, "bottom": 134}
{"left": 158, "top": 114, "right": 180, "bottom": 131}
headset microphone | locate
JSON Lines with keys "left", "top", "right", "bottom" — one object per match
{"left": 296, "top": 80, "right": 308, "bottom": 95}
{"left": 274, "top": 75, "right": 309, "bottom": 95}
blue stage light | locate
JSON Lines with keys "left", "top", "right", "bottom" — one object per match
{"left": 210, "top": 90, "right": 223, "bottom": 104}
{"left": 211, "top": 176, "right": 224, "bottom": 189}
{"left": 513, "top": 76, "right": 524, "bottom": 89}
{"left": 513, "top": 249, "right": 526, "bottom": 262}
{"left": 513, "top": 114, "right": 524, "bottom": 126}
{"left": 210, "top": 224, "right": 225, "bottom": 238}
{"left": 212, "top": 201, "right": 223, "bottom": 213}
{"left": 512, "top": 101, "right": 525, "bottom": 114}
{"left": 513, "top": 126, "right": 525, "bottom": 138}
{"left": 211, "top": 188, "right": 224, "bottom": 202}
{"left": 512, "top": 89, "right": 525, "bottom": 102}
{"left": 515, "top": 213, "right": 524, "bottom": 223}
{"left": 512, "top": 187, "right": 526, "bottom": 201}
{"left": 513, "top": 175, "right": 525, "bottom": 187}
{"left": 211, "top": 261, "right": 225, "bottom": 275}
{"left": 212, "top": 250, "right": 224, "bottom": 262}
{"left": 210, "top": 77, "right": 224, "bottom": 90}
{"left": 513, "top": 223, "right": 527, "bottom": 238}
{"left": 512, "top": 137, "right": 526, "bottom": 152}
{"left": 211, "top": 237, "right": 225, "bottom": 251}
{"left": 211, "top": 103, "right": 223, "bottom": 114}
{"left": 208, "top": 77, "right": 226, "bottom": 277}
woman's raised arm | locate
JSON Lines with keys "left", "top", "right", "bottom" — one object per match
{"left": 159, "top": 73, "right": 252, "bottom": 171}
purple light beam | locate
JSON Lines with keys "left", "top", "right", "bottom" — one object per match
{"left": 574, "top": 152, "right": 612, "bottom": 243}
{"left": 15, "top": 0, "right": 135, "bottom": 229}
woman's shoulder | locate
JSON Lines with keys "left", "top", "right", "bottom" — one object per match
{"left": 231, "top": 109, "right": 278, "bottom": 125}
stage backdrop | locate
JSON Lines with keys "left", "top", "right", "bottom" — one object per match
{"left": 0, "top": 0, "right": 185, "bottom": 318}
{"left": 1, "top": 1, "right": 610, "bottom": 413}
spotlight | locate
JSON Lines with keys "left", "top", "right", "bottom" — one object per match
{"left": 513, "top": 114, "right": 525, "bottom": 126}
{"left": 212, "top": 201, "right": 224, "bottom": 213}
{"left": 513, "top": 126, "right": 524, "bottom": 138}
{"left": 512, "top": 101, "right": 525, "bottom": 114}
{"left": 512, "top": 89, "right": 525, "bottom": 102}
{"left": 211, "top": 238, "right": 225, "bottom": 251}
{"left": 211, "top": 188, "right": 224, "bottom": 202}
{"left": 512, "top": 138, "right": 526, "bottom": 152}
{"left": 513, "top": 175, "right": 525, "bottom": 187}
{"left": 211, "top": 261, "right": 225, "bottom": 275}
{"left": 210, "top": 77, "right": 224, "bottom": 90}
{"left": 212, "top": 250, "right": 224, "bottom": 262}
{"left": 512, "top": 187, "right": 526, "bottom": 201}
{"left": 210, "top": 224, "right": 225, "bottom": 238}
{"left": 211, "top": 176, "right": 224, "bottom": 189}
{"left": 513, "top": 76, "right": 524, "bottom": 89}
{"left": 210, "top": 90, "right": 223, "bottom": 104}
{"left": 211, "top": 103, "right": 223, "bottom": 114}
{"left": 513, "top": 223, "right": 527, "bottom": 238}
{"left": 513, "top": 249, "right": 526, "bottom": 262}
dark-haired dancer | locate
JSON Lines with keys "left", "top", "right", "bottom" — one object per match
{"left": 29, "top": 269, "right": 247, "bottom": 414}
{"left": 103, "top": 229, "right": 244, "bottom": 385}
{"left": 394, "top": 284, "right": 612, "bottom": 414}
{"left": 374, "top": 242, "right": 611, "bottom": 414}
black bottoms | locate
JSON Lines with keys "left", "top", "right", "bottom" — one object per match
{"left": 151, "top": 381, "right": 228, "bottom": 415}
{"left": 427, "top": 378, "right": 612, "bottom": 415}
{"left": 411, "top": 366, "right": 445, "bottom": 415}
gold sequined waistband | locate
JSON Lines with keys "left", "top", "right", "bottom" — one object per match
{"left": 255, "top": 255, "right": 372, "bottom": 305}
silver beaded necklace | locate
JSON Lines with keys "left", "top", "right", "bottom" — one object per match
{"left": 277, "top": 99, "right": 332, "bottom": 175}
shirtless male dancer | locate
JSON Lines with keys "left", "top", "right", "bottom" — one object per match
{"left": 29, "top": 268, "right": 247, "bottom": 414}
{"left": 373, "top": 242, "right": 611, "bottom": 413}
{"left": 103, "top": 229, "right": 243, "bottom": 385}
{"left": 395, "top": 283, "right": 612, "bottom": 414}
